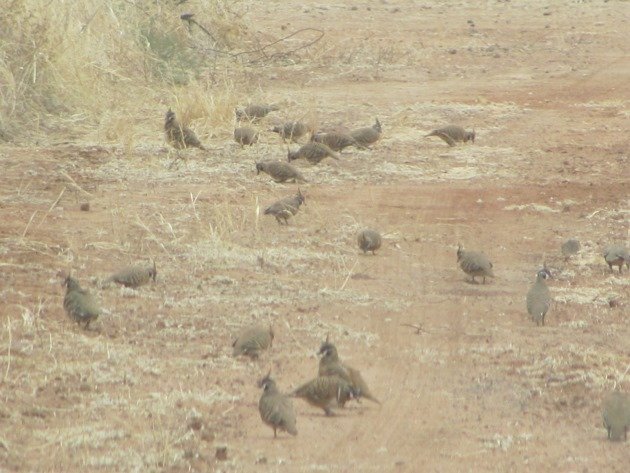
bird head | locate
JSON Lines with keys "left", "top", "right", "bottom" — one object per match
{"left": 150, "top": 260, "right": 157, "bottom": 282}
{"left": 165, "top": 108, "right": 176, "bottom": 124}
{"left": 537, "top": 267, "right": 552, "bottom": 280}
{"left": 63, "top": 275, "right": 81, "bottom": 291}
{"left": 296, "top": 188, "right": 305, "bottom": 205}
{"left": 258, "top": 370, "right": 276, "bottom": 392}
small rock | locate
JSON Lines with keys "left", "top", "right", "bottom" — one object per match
{"left": 80, "top": 202, "right": 90, "bottom": 211}
{"left": 215, "top": 446, "right": 228, "bottom": 461}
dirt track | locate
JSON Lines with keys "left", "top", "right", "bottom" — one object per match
{"left": 1, "top": 1, "right": 629, "bottom": 471}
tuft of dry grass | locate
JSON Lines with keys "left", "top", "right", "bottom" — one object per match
{"left": 0, "top": 0, "right": 252, "bottom": 144}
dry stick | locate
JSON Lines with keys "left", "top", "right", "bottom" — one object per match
{"left": 190, "top": 191, "right": 201, "bottom": 221}
{"left": 3, "top": 316, "right": 12, "bottom": 382}
{"left": 191, "top": 20, "right": 325, "bottom": 62}
{"left": 21, "top": 210, "right": 38, "bottom": 240}
{"left": 400, "top": 323, "right": 430, "bottom": 335}
{"left": 59, "top": 171, "right": 92, "bottom": 197}
{"left": 339, "top": 258, "right": 359, "bottom": 291}
{"left": 35, "top": 187, "right": 66, "bottom": 232}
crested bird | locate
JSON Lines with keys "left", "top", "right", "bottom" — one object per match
{"left": 164, "top": 108, "right": 205, "bottom": 150}
{"left": 318, "top": 336, "right": 380, "bottom": 404}
{"left": 526, "top": 267, "right": 552, "bottom": 326}
{"left": 349, "top": 118, "right": 382, "bottom": 147}
{"left": 258, "top": 371, "right": 298, "bottom": 438}
{"left": 264, "top": 189, "right": 305, "bottom": 225}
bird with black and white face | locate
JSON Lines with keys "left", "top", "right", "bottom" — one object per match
{"left": 264, "top": 189, "right": 305, "bottom": 225}
{"left": 164, "top": 108, "right": 205, "bottom": 150}
{"left": 318, "top": 335, "right": 380, "bottom": 405}
{"left": 258, "top": 371, "right": 297, "bottom": 438}
{"left": 526, "top": 266, "right": 553, "bottom": 326}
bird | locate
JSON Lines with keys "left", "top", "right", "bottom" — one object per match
{"left": 526, "top": 267, "right": 552, "bottom": 326}
{"left": 256, "top": 161, "right": 307, "bottom": 183}
{"left": 232, "top": 325, "right": 274, "bottom": 359}
{"left": 62, "top": 276, "right": 101, "bottom": 329}
{"left": 270, "top": 121, "right": 310, "bottom": 143}
{"left": 264, "top": 189, "right": 305, "bottom": 225}
{"left": 233, "top": 127, "right": 259, "bottom": 146}
{"left": 235, "top": 104, "right": 279, "bottom": 122}
{"left": 602, "top": 391, "right": 630, "bottom": 441}
{"left": 310, "top": 132, "right": 359, "bottom": 152}
{"left": 561, "top": 239, "right": 580, "bottom": 258}
{"left": 349, "top": 118, "right": 382, "bottom": 148}
{"left": 164, "top": 108, "right": 205, "bottom": 150}
{"left": 456, "top": 244, "right": 494, "bottom": 284}
{"left": 357, "top": 229, "right": 382, "bottom": 255}
{"left": 318, "top": 336, "right": 380, "bottom": 404}
{"left": 287, "top": 142, "right": 338, "bottom": 165}
{"left": 258, "top": 371, "right": 298, "bottom": 438}
{"left": 291, "top": 375, "right": 357, "bottom": 416}
{"left": 603, "top": 244, "right": 629, "bottom": 274}
{"left": 104, "top": 261, "right": 157, "bottom": 288}
{"left": 426, "top": 125, "right": 475, "bottom": 147}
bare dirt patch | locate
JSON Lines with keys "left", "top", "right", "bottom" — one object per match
{"left": 1, "top": 1, "right": 629, "bottom": 472}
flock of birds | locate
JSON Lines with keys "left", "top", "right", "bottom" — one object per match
{"left": 58, "top": 103, "right": 630, "bottom": 441}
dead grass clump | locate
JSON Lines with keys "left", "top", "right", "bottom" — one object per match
{"left": 0, "top": 0, "right": 251, "bottom": 143}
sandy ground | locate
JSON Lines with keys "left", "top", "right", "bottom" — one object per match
{"left": 1, "top": 0, "right": 629, "bottom": 472}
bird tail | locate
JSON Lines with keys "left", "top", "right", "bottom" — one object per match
{"left": 364, "top": 393, "right": 381, "bottom": 405}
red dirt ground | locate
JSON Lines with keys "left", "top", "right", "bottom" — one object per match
{"left": 1, "top": 1, "right": 628, "bottom": 472}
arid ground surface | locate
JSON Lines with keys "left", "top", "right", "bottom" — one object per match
{"left": 1, "top": 1, "right": 629, "bottom": 472}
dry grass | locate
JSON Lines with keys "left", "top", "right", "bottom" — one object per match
{"left": 0, "top": 0, "right": 261, "bottom": 145}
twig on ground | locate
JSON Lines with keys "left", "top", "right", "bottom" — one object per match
{"left": 400, "top": 323, "right": 429, "bottom": 335}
